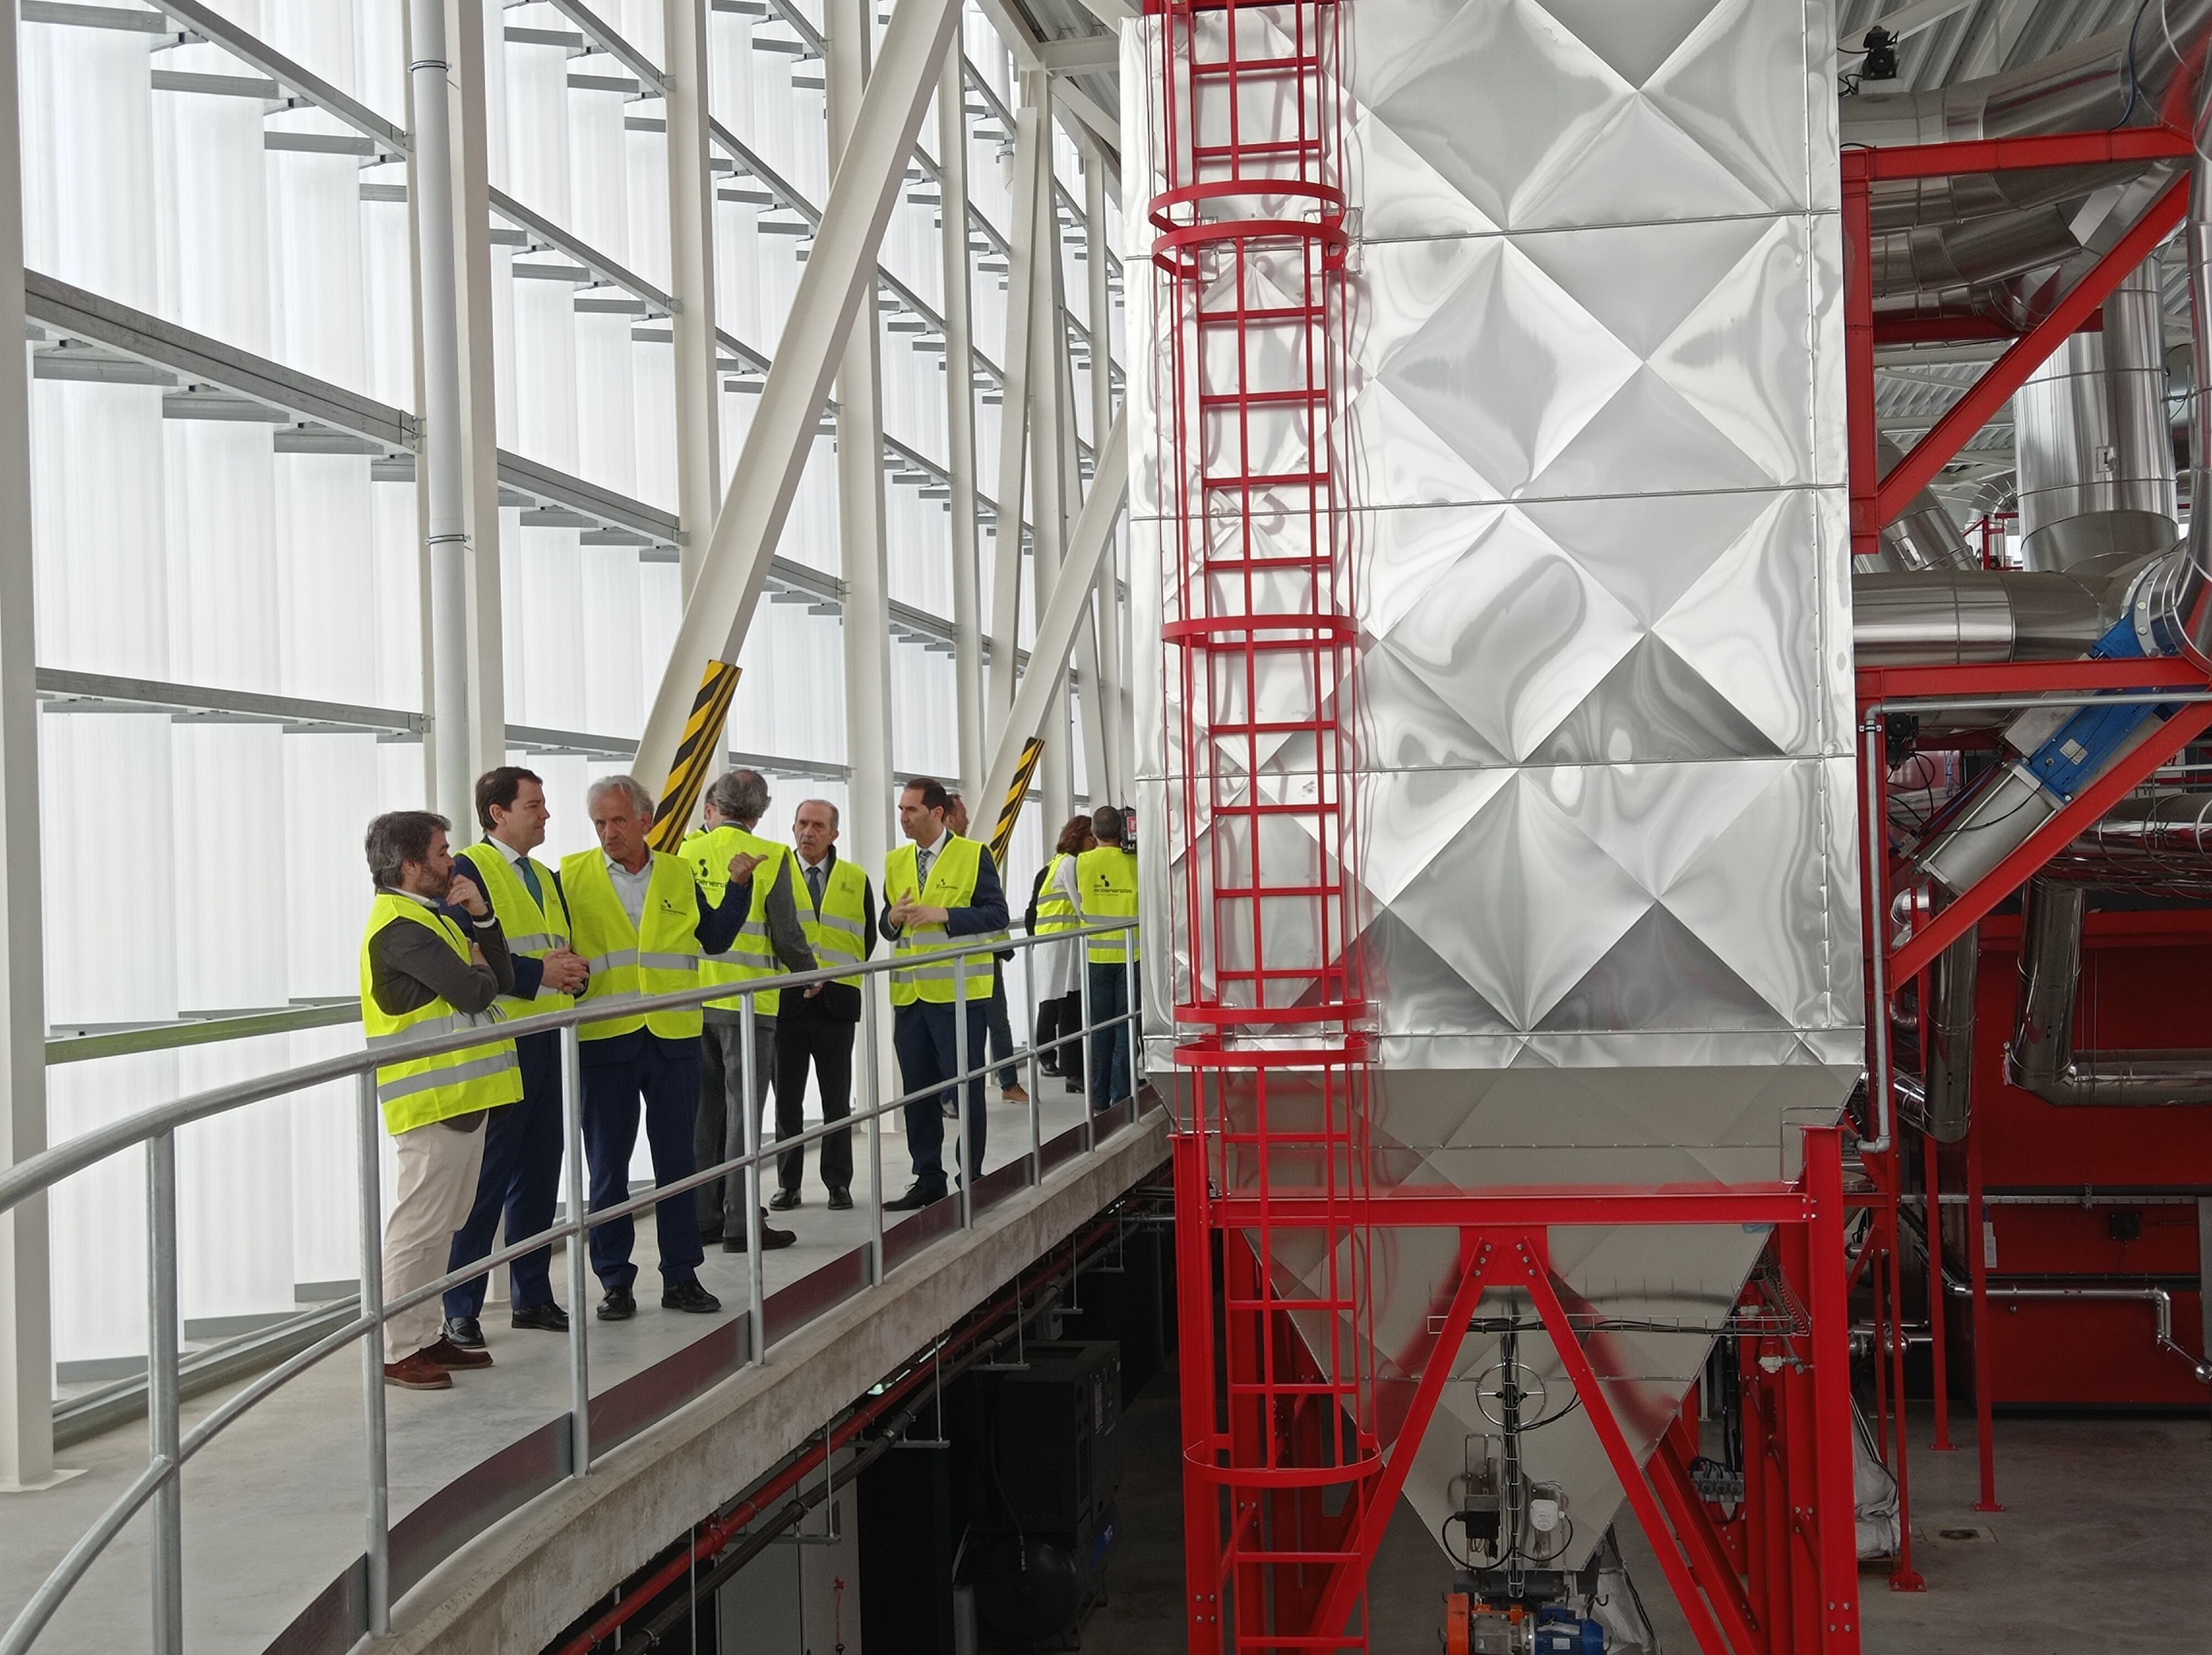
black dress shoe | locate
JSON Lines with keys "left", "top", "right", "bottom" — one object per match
{"left": 442, "top": 1315, "right": 485, "bottom": 1349}
{"left": 724, "top": 1219, "right": 797, "bottom": 1251}
{"left": 768, "top": 1187, "right": 801, "bottom": 1211}
{"left": 826, "top": 1187, "right": 854, "bottom": 1211}
{"left": 662, "top": 1280, "right": 722, "bottom": 1314}
{"left": 597, "top": 1287, "right": 637, "bottom": 1321}
{"left": 884, "top": 1183, "right": 946, "bottom": 1212}
{"left": 510, "top": 1302, "right": 570, "bottom": 1333}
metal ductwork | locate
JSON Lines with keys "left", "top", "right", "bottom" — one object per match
{"left": 1852, "top": 565, "right": 2129, "bottom": 663}
{"left": 1860, "top": 434, "right": 1981, "bottom": 575}
{"left": 2042, "top": 790, "right": 2212, "bottom": 892}
{"left": 1841, "top": 2, "right": 2212, "bottom": 326}
{"left": 2010, "top": 876, "right": 2212, "bottom": 1105}
{"left": 2015, "top": 266, "right": 2179, "bottom": 570}
{"left": 1922, "top": 928, "right": 1979, "bottom": 1142}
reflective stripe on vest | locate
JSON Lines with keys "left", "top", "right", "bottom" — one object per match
{"left": 1035, "top": 853, "right": 1080, "bottom": 935}
{"left": 358, "top": 895, "right": 523, "bottom": 1133}
{"left": 684, "top": 824, "right": 790, "bottom": 1014}
{"left": 1076, "top": 845, "right": 1140, "bottom": 964}
{"left": 458, "top": 841, "right": 574, "bottom": 1017}
{"left": 557, "top": 850, "right": 704, "bottom": 1041}
{"left": 884, "top": 835, "right": 995, "bottom": 1007}
{"left": 799, "top": 857, "right": 870, "bottom": 988}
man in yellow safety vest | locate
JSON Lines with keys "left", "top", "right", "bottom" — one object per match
{"left": 879, "top": 777, "right": 1010, "bottom": 1209}
{"left": 683, "top": 769, "right": 816, "bottom": 1252}
{"left": 561, "top": 775, "right": 755, "bottom": 1323}
{"left": 440, "top": 767, "right": 592, "bottom": 1350}
{"left": 1075, "top": 804, "right": 1142, "bottom": 1112}
{"left": 773, "top": 798, "right": 877, "bottom": 1209}
{"left": 359, "top": 810, "right": 523, "bottom": 1391}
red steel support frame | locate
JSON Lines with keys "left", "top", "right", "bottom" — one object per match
{"left": 1844, "top": 126, "right": 2206, "bottom": 1536}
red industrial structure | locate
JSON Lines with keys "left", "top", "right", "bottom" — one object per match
{"left": 1149, "top": 6, "right": 2212, "bottom": 1652}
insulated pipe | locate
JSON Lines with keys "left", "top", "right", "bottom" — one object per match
{"left": 1861, "top": 435, "right": 1981, "bottom": 575}
{"left": 409, "top": 0, "right": 474, "bottom": 825}
{"left": 1923, "top": 927, "right": 1978, "bottom": 1143}
{"left": 1850, "top": 568, "right": 2120, "bottom": 663}
{"left": 2041, "top": 792, "right": 2212, "bottom": 889}
{"left": 1945, "top": 1278, "right": 2212, "bottom": 1385}
{"left": 2015, "top": 266, "right": 2179, "bottom": 570}
{"left": 2010, "top": 876, "right": 2212, "bottom": 1105}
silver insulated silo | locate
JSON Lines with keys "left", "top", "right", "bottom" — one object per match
{"left": 1126, "top": 0, "right": 1864, "bottom": 1570}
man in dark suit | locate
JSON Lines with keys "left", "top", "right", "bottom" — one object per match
{"left": 769, "top": 799, "right": 878, "bottom": 1211}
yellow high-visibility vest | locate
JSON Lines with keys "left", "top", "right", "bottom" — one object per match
{"left": 458, "top": 841, "right": 573, "bottom": 1016}
{"left": 1035, "top": 852, "right": 1080, "bottom": 935}
{"left": 796, "top": 855, "right": 871, "bottom": 988}
{"left": 1076, "top": 844, "right": 1140, "bottom": 964}
{"left": 884, "top": 835, "right": 997, "bottom": 1007}
{"left": 358, "top": 894, "right": 523, "bottom": 1133}
{"left": 559, "top": 850, "right": 704, "bottom": 1042}
{"left": 684, "top": 824, "right": 793, "bottom": 1015}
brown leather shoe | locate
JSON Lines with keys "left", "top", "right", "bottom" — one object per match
{"left": 383, "top": 1351, "right": 453, "bottom": 1390}
{"left": 1001, "top": 1083, "right": 1030, "bottom": 1102}
{"left": 421, "top": 1336, "right": 494, "bottom": 1370}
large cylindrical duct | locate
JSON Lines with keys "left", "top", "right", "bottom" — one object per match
{"left": 1851, "top": 567, "right": 2120, "bottom": 663}
{"left": 2010, "top": 877, "right": 2212, "bottom": 1104}
{"left": 1924, "top": 928, "right": 1978, "bottom": 1142}
{"left": 2015, "top": 266, "right": 2178, "bottom": 570}
{"left": 1862, "top": 435, "right": 1980, "bottom": 575}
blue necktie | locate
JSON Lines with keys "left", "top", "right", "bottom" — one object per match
{"left": 518, "top": 856, "right": 542, "bottom": 907}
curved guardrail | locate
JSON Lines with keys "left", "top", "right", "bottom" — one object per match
{"left": 0, "top": 919, "right": 1141, "bottom": 1655}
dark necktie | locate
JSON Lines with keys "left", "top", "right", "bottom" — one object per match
{"left": 518, "top": 856, "right": 543, "bottom": 907}
{"left": 916, "top": 847, "right": 933, "bottom": 889}
{"left": 806, "top": 862, "right": 825, "bottom": 914}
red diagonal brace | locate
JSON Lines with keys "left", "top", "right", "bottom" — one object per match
{"left": 1651, "top": 1434, "right": 1764, "bottom": 1655}
{"left": 1892, "top": 700, "right": 2212, "bottom": 983}
{"left": 1876, "top": 174, "right": 2188, "bottom": 524}
{"left": 1308, "top": 1235, "right": 1495, "bottom": 1642}
{"left": 1853, "top": 126, "right": 2193, "bottom": 180}
{"left": 1517, "top": 1252, "right": 1743, "bottom": 1655}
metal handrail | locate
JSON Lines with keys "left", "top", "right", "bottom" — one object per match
{"left": 0, "top": 915, "right": 1144, "bottom": 1655}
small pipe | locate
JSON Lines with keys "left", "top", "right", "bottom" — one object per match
{"left": 1864, "top": 717, "right": 1896, "bottom": 1153}
{"left": 1944, "top": 1279, "right": 2212, "bottom": 1383}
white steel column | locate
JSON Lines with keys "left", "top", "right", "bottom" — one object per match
{"left": 1084, "top": 154, "right": 1125, "bottom": 802}
{"left": 985, "top": 82, "right": 1045, "bottom": 742}
{"left": 665, "top": 0, "right": 722, "bottom": 602}
{"left": 1024, "top": 95, "right": 1074, "bottom": 830}
{"left": 830, "top": 0, "right": 893, "bottom": 870}
{"left": 937, "top": 53, "right": 984, "bottom": 795}
{"left": 633, "top": 0, "right": 964, "bottom": 788}
{"left": 446, "top": 0, "right": 504, "bottom": 782}
{"left": 411, "top": 0, "right": 481, "bottom": 821}
{"left": 0, "top": 3, "right": 56, "bottom": 1495}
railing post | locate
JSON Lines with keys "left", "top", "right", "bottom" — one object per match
{"left": 146, "top": 1131, "right": 183, "bottom": 1655}
{"left": 560, "top": 1024, "right": 591, "bottom": 1476}
{"left": 741, "top": 993, "right": 766, "bottom": 1359}
{"left": 954, "top": 963, "right": 973, "bottom": 1229}
{"left": 354, "top": 1073, "right": 391, "bottom": 1637}
{"left": 863, "top": 985, "right": 884, "bottom": 1284}
{"left": 1123, "top": 920, "right": 1139, "bottom": 1110}
{"left": 1078, "top": 940, "right": 1095, "bottom": 1151}
{"left": 1024, "top": 936, "right": 1042, "bottom": 1184}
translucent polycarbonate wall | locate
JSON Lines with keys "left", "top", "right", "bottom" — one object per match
{"left": 1127, "top": 0, "right": 1860, "bottom": 1564}
{"left": 22, "top": 0, "right": 1123, "bottom": 1380}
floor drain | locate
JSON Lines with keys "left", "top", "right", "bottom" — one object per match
{"left": 1933, "top": 1526, "right": 1995, "bottom": 1543}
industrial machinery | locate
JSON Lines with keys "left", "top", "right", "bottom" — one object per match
{"left": 1129, "top": 0, "right": 2212, "bottom": 1649}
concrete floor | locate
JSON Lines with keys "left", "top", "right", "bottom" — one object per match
{"left": 0, "top": 1081, "right": 1102, "bottom": 1655}
{"left": 1081, "top": 1366, "right": 2212, "bottom": 1654}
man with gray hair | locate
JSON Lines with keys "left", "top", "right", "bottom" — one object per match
{"left": 561, "top": 775, "right": 754, "bottom": 1321}
{"left": 682, "top": 769, "right": 815, "bottom": 1251}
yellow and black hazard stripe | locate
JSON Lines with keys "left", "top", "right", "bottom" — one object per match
{"left": 987, "top": 737, "right": 1045, "bottom": 868}
{"left": 649, "top": 660, "right": 741, "bottom": 852}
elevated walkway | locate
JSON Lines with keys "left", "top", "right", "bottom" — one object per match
{"left": 0, "top": 1089, "right": 1169, "bottom": 1655}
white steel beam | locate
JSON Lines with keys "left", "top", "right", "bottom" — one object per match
{"left": 937, "top": 49, "right": 985, "bottom": 796}
{"left": 445, "top": 0, "right": 505, "bottom": 789}
{"left": 986, "top": 90, "right": 1046, "bottom": 741}
{"left": 410, "top": 0, "right": 483, "bottom": 823}
{"left": 664, "top": 0, "right": 721, "bottom": 599}
{"left": 1084, "top": 153, "right": 1126, "bottom": 801}
{"left": 829, "top": 0, "right": 894, "bottom": 866}
{"left": 978, "top": 410, "right": 1129, "bottom": 831}
{"left": 632, "top": 0, "right": 966, "bottom": 791}
{"left": 0, "top": 3, "right": 59, "bottom": 1495}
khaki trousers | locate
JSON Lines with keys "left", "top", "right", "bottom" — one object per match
{"left": 383, "top": 1118, "right": 487, "bottom": 1362}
